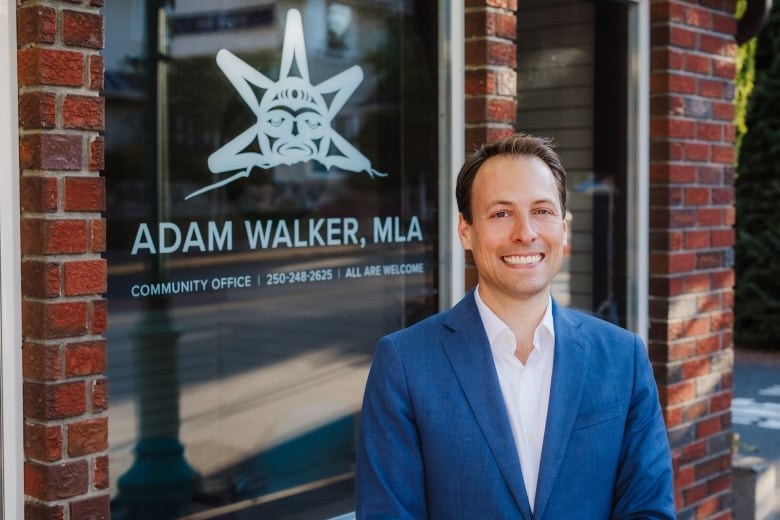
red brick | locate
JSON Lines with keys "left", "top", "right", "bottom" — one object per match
{"left": 486, "top": 97, "right": 517, "bottom": 123}
{"left": 63, "top": 95, "right": 105, "bottom": 131}
{"left": 465, "top": 69, "right": 494, "bottom": 96}
{"left": 65, "top": 339, "right": 106, "bottom": 376}
{"left": 22, "top": 341, "right": 62, "bottom": 380}
{"left": 710, "top": 269, "right": 734, "bottom": 289}
{"left": 699, "top": 79, "right": 726, "bottom": 99}
{"left": 710, "top": 391, "right": 731, "bottom": 413}
{"left": 90, "top": 298, "right": 108, "bottom": 334}
{"left": 682, "top": 358, "right": 710, "bottom": 379}
{"left": 669, "top": 25, "right": 698, "bottom": 48}
{"left": 664, "top": 406, "right": 683, "bottom": 428}
{"left": 684, "top": 187, "right": 710, "bottom": 206}
{"left": 711, "top": 187, "right": 734, "bottom": 205}
{"left": 20, "top": 134, "right": 84, "bottom": 171}
{"left": 698, "top": 208, "right": 725, "bottom": 226}
{"left": 24, "top": 502, "right": 65, "bottom": 520}
{"left": 24, "top": 422, "right": 63, "bottom": 462}
{"left": 697, "top": 293, "right": 722, "bottom": 313}
{"left": 682, "top": 399, "right": 709, "bottom": 422}
{"left": 16, "top": 6, "right": 56, "bottom": 45}
{"left": 696, "top": 452, "right": 731, "bottom": 478}
{"left": 685, "top": 316, "right": 711, "bottom": 336}
{"left": 89, "top": 136, "right": 105, "bottom": 172}
{"left": 20, "top": 175, "right": 58, "bottom": 212}
{"left": 708, "top": 473, "right": 731, "bottom": 494}
{"left": 64, "top": 177, "right": 105, "bottom": 212}
{"left": 70, "top": 494, "right": 110, "bottom": 519}
{"left": 90, "top": 218, "right": 106, "bottom": 254}
{"left": 63, "top": 259, "right": 107, "bottom": 296}
{"left": 67, "top": 417, "right": 108, "bottom": 456}
{"left": 21, "top": 260, "right": 61, "bottom": 298}
{"left": 695, "top": 496, "right": 722, "bottom": 518}
{"left": 89, "top": 54, "right": 104, "bottom": 90}
{"left": 495, "top": 12, "right": 516, "bottom": 39}
{"left": 711, "top": 145, "right": 734, "bottom": 164}
{"left": 93, "top": 455, "right": 109, "bottom": 489}
{"left": 19, "top": 91, "right": 56, "bottom": 129}
{"left": 697, "top": 121, "right": 724, "bottom": 141}
{"left": 91, "top": 377, "right": 108, "bottom": 412}
{"left": 25, "top": 460, "right": 88, "bottom": 500}
{"left": 662, "top": 380, "right": 696, "bottom": 405}
{"left": 683, "top": 273, "right": 710, "bottom": 293}
{"left": 23, "top": 381, "right": 87, "bottom": 420}
{"left": 682, "top": 481, "right": 708, "bottom": 506}
{"left": 62, "top": 10, "right": 104, "bottom": 49}
{"left": 712, "top": 101, "right": 735, "bottom": 120}
{"left": 684, "top": 53, "right": 711, "bottom": 74}
{"left": 699, "top": 34, "right": 735, "bottom": 57}
{"left": 22, "top": 300, "right": 89, "bottom": 339}
{"left": 683, "top": 143, "right": 709, "bottom": 161}
{"left": 17, "top": 48, "right": 84, "bottom": 88}
{"left": 21, "top": 219, "right": 89, "bottom": 255}
{"left": 681, "top": 440, "right": 707, "bottom": 464}
{"left": 696, "top": 334, "right": 722, "bottom": 355}
{"left": 675, "top": 462, "right": 696, "bottom": 488}
{"left": 685, "top": 5, "right": 713, "bottom": 29}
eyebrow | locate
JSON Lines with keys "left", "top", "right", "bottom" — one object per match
{"left": 486, "top": 198, "right": 559, "bottom": 208}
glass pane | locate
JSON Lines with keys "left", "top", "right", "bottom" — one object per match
{"left": 104, "top": 1, "right": 440, "bottom": 517}
{"left": 516, "top": 0, "right": 631, "bottom": 325}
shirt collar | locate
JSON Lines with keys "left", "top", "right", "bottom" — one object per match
{"left": 474, "top": 286, "right": 555, "bottom": 352}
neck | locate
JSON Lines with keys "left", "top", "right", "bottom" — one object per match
{"left": 477, "top": 288, "right": 550, "bottom": 358}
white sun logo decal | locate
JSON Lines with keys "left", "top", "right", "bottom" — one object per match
{"left": 186, "top": 8, "right": 386, "bottom": 200}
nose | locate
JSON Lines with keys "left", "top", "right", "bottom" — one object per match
{"left": 511, "top": 214, "right": 537, "bottom": 243}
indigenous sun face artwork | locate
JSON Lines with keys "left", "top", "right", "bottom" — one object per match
{"left": 186, "top": 8, "right": 385, "bottom": 200}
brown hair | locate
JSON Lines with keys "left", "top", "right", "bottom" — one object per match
{"left": 455, "top": 133, "right": 567, "bottom": 223}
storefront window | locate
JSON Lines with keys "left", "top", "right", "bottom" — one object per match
{"left": 516, "top": 0, "right": 639, "bottom": 328}
{"left": 104, "top": 1, "right": 441, "bottom": 517}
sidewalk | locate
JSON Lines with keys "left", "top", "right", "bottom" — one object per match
{"left": 733, "top": 347, "right": 780, "bottom": 519}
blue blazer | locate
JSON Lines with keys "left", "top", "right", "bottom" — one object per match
{"left": 355, "top": 291, "right": 675, "bottom": 519}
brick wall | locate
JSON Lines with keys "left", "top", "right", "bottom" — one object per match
{"left": 463, "top": 0, "right": 518, "bottom": 289}
{"left": 648, "top": 1, "right": 736, "bottom": 518}
{"left": 17, "top": 1, "right": 109, "bottom": 517}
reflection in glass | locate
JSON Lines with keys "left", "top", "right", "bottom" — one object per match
{"left": 105, "top": 0, "right": 440, "bottom": 517}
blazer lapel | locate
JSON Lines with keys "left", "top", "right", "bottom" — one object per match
{"left": 532, "top": 302, "right": 588, "bottom": 519}
{"left": 441, "top": 293, "right": 533, "bottom": 519}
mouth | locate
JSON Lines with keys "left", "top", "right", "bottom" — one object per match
{"left": 502, "top": 254, "right": 543, "bottom": 265}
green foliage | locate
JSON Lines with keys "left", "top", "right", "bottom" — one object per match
{"left": 735, "top": 1, "right": 780, "bottom": 347}
{"left": 735, "top": 0, "right": 757, "bottom": 158}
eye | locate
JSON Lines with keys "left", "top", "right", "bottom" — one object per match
{"left": 269, "top": 116, "right": 284, "bottom": 127}
{"left": 493, "top": 210, "right": 510, "bottom": 218}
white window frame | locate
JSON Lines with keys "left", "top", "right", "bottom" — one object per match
{"left": 0, "top": 0, "right": 23, "bottom": 517}
{"left": 626, "top": 0, "right": 650, "bottom": 343}
{"left": 440, "top": 0, "right": 465, "bottom": 310}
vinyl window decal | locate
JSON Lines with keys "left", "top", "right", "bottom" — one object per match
{"left": 186, "top": 8, "right": 386, "bottom": 200}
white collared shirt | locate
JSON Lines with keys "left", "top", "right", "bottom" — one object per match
{"left": 474, "top": 287, "right": 555, "bottom": 511}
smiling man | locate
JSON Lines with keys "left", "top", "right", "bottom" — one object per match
{"left": 355, "top": 134, "right": 675, "bottom": 519}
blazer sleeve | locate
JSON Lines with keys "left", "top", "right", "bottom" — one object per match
{"left": 612, "top": 334, "right": 676, "bottom": 519}
{"left": 355, "top": 335, "right": 428, "bottom": 520}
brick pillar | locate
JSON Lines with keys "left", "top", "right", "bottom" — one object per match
{"left": 463, "top": 0, "right": 518, "bottom": 289}
{"left": 17, "top": 1, "right": 109, "bottom": 517}
{"left": 648, "top": 1, "right": 737, "bottom": 518}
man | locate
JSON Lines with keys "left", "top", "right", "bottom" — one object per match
{"left": 355, "top": 134, "right": 675, "bottom": 519}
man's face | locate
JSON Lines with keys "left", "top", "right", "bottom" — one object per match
{"left": 458, "top": 154, "right": 567, "bottom": 307}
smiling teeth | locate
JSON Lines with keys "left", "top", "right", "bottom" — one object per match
{"left": 504, "top": 254, "right": 542, "bottom": 265}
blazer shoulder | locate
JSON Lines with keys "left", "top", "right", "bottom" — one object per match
{"left": 554, "top": 304, "right": 641, "bottom": 349}
{"left": 380, "top": 292, "right": 479, "bottom": 349}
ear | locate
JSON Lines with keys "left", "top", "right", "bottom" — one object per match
{"left": 458, "top": 213, "right": 472, "bottom": 250}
